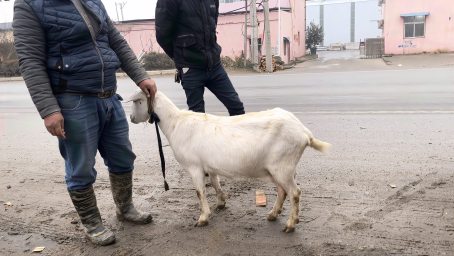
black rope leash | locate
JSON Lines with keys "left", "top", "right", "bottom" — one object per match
{"left": 148, "top": 97, "right": 169, "bottom": 191}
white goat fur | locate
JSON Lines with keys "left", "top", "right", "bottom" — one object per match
{"left": 128, "top": 90, "right": 331, "bottom": 232}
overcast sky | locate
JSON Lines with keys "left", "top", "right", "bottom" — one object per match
{"left": 0, "top": 0, "right": 157, "bottom": 23}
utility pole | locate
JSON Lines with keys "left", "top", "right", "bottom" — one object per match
{"left": 319, "top": 0, "right": 324, "bottom": 46}
{"left": 120, "top": 1, "right": 125, "bottom": 21}
{"left": 121, "top": 5, "right": 124, "bottom": 21}
{"left": 350, "top": 2, "right": 356, "bottom": 43}
{"left": 244, "top": 0, "right": 248, "bottom": 67}
{"left": 263, "top": 0, "right": 272, "bottom": 72}
{"left": 115, "top": 2, "right": 120, "bottom": 22}
{"left": 116, "top": 1, "right": 127, "bottom": 21}
{"left": 277, "top": 0, "right": 281, "bottom": 56}
{"left": 250, "top": 0, "right": 259, "bottom": 71}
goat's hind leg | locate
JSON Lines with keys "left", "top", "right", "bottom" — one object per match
{"left": 283, "top": 178, "right": 301, "bottom": 233}
{"left": 267, "top": 185, "right": 286, "bottom": 221}
{"left": 188, "top": 167, "right": 211, "bottom": 227}
{"left": 271, "top": 170, "right": 301, "bottom": 233}
{"left": 210, "top": 174, "right": 227, "bottom": 210}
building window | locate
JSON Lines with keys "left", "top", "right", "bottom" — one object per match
{"left": 403, "top": 16, "right": 425, "bottom": 38}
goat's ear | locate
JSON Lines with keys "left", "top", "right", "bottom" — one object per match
{"left": 125, "top": 90, "right": 145, "bottom": 103}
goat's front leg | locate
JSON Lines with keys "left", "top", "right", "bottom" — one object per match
{"left": 188, "top": 167, "right": 211, "bottom": 227}
{"left": 210, "top": 174, "right": 227, "bottom": 210}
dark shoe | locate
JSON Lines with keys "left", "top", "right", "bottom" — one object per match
{"left": 109, "top": 172, "right": 152, "bottom": 224}
{"left": 68, "top": 187, "right": 116, "bottom": 246}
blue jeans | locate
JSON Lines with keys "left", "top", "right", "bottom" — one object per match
{"left": 56, "top": 93, "right": 136, "bottom": 191}
{"left": 181, "top": 63, "right": 245, "bottom": 116}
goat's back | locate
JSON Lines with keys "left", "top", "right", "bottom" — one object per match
{"left": 169, "top": 108, "right": 312, "bottom": 178}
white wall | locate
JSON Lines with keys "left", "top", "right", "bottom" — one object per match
{"left": 355, "top": 0, "right": 381, "bottom": 41}
{"left": 101, "top": 0, "right": 156, "bottom": 21}
{"left": 0, "top": 0, "right": 15, "bottom": 24}
{"left": 324, "top": 3, "right": 351, "bottom": 45}
{"left": 306, "top": 0, "right": 381, "bottom": 46}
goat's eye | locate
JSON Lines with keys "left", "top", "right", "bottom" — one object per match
{"left": 139, "top": 102, "right": 141, "bottom": 104}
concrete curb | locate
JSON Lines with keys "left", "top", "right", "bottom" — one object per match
{"left": 0, "top": 76, "right": 23, "bottom": 82}
{"left": 117, "top": 70, "right": 176, "bottom": 77}
{"left": 147, "top": 69, "right": 175, "bottom": 76}
{"left": 0, "top": 70, "right": 176, "bottom": 83}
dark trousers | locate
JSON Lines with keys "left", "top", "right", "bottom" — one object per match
{"left": 180, "top": 63, "right": 245, "bottom": 116}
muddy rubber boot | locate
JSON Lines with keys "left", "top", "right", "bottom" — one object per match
{"left": 109, "top": 172, "right": 153, "bottom": 224}
{"left": 68, "top": 187, "right": 116, "bottom": 246}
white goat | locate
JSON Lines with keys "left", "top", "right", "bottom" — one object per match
{"left": 128, "top": 90, "right": 331, "bottom": 232}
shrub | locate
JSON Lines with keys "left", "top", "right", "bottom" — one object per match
{"left": 221, "top": 55, "right": 252, "bottom": 69}
{"left": 141, "top": 52, "right": 175, "bottom": 70}
{"left": 0, "top": 36, "right": 16, "bottom": 60}
{"left": 0, "top": 36, "right": 20, "bottom": 77}
{"left": 0, "top": 60, "right": 20, "bottom": 77}
{"left": 141, "top": 51, "right": 253, "bottom": 71}
{"left": 306, "top": 22, "right": 324, "bottom": 54}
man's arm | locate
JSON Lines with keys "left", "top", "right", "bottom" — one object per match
{"left": 106, "top": 18, "right": 157, "bottom": 98}
{"left": 13, "top": 0, "right": 60, "bottom": 119}
{"left": 13, "top": 0, "right": 65, "bottom": 138}
{"left": 106, "top": 18, "right": 150, "bottom": 85}
{"left": 155, "top": 0, "right": 178, "bottom": 59}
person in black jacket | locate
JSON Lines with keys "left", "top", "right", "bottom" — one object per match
{"left": 155, "top": 0, "right": 245, "bottom": 116}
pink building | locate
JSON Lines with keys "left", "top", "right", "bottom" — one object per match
{"left": 381, "top": 0, "right": 454, "bottom": 55}
{"left": 115, "top": 0, "right": 306, "bottom": 64}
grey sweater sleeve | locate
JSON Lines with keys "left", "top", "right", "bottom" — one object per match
{"left": 13, "top": 0, "right": 61, "bottom": 119}
{"left": 107, "top": 18, "right": 150, "bottom": 85}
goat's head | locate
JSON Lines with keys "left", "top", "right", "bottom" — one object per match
{"left": 127, "top": 89, "right": 152, "bottom": 124}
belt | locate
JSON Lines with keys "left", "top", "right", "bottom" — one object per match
{"left": 55, "top": 89, "right": 116, "bottom": 99}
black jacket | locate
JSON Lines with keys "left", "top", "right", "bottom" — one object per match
{"left": 155, "top": 0, "right": 221, "bottom": 69}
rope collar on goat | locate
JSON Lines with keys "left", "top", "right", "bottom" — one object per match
{"left": 147, "top": 96, "right": 169, "bottom": 191}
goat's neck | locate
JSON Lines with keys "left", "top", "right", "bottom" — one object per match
{"left": 153, "top": 93, "right": 180, "bottom": 137}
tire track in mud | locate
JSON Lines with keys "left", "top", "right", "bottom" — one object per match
{"left": 365, "top": 178, "right": 424, "bottom": 219}
{"left": 298, "top": 171, "right": 454, "bottom": 256}
{"left": 0, "top": 203, "right": 85, "bottom": 246}
{"left": 355, "top": 173, "right": 454, "bottom": 255}
{"left": 365, "top": 174, "right": 454, "bottom": 220}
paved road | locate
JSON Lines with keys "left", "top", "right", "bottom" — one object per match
{"left": 1, "top": 66, "right": 453, "bottom": 255}
{"left": 2, "top": 66, "right": 453, "bottom": 114}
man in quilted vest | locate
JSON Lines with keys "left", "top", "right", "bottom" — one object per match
{"left": 13, "top": 0, "right": 156, "bottom": 245}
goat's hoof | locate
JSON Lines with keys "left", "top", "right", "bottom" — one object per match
{"left": 267, "top": 214, "right": 277, "bottom": 221}
{"left": 195, "top": 220, "right": 208, "bottom": 227}
{"left": 282, "top": 226, "right": 295, "bottom": 233}
{"left": 216, "top": 203, "right": 226, "bottom": 210}
{"left": 295, "top": 218, "right": 300, "bottom": 224}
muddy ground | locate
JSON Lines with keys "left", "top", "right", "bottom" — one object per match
{"left": 1, "top": 56, "right": 454, "bottom": 255}
{"left": 1, "top": 113, "right": 453, "bottom": 256}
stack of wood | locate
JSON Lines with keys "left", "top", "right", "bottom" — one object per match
{"left": 258, "top": 55, "right": 280, "bottom": 72}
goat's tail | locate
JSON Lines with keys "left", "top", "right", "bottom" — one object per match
{"left": 308, "top": 137, "right": 332, "bottom": 153}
